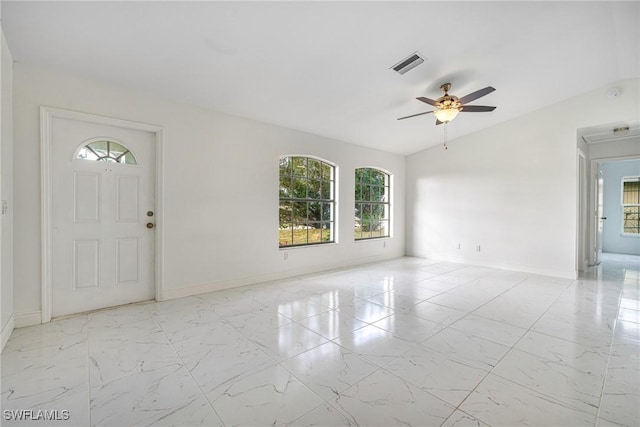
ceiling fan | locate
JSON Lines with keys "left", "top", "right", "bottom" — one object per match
{"left": 398, "top": 83, "right": 496, "bottom": 124}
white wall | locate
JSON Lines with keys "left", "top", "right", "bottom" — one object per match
{"left": 589, "top": 137, "right": 640, "bottom": 160}
{"left": 1, "top": 25, "right": 14, "bottom": 349}
{"left": 601, "top": 160, "right": 640, "bottom": 255}
{"left": 13, "top": 63, "right": 405, "bottom": 322}
{"left": 406, "top": 79, "right": 640, "bottom": 279}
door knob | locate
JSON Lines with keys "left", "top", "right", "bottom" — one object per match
{"left": 146, "top": 222, "right": 155, "bottom": 229}
{"left": 600, "top": 217, "right": 607, "bottom": 220}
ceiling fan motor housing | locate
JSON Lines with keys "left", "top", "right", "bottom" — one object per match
{"left": 437, "top": 83, "right": 461, "bottom": 110}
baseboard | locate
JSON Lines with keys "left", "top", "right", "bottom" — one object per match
{"left": 409, "top": 251, "right": 577, "bottom": 280}
{"left": 161, "top": 252, "right": 403, "bottom": 301}
{"left": 14, "top": 310, "right": 42, "bottom": 328}
{"left": 1, "top": 314, "right": 15, "bottom": 352}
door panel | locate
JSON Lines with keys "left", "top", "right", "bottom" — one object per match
{"left": 74, "top": 172, "right": 101, "bottom": 222}
{"left": 116, "top": 175, "right": 139, "bottom": 222}
{"left": 51, "top": 117, "right": 155, "bottom": 317}
{"left": 116, "top": 238, "right": 139, "bottom": 284}
{"left": 73, "top": 239, "right": 100, "bottom": 289}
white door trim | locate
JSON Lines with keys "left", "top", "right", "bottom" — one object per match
{"left": 587, "top": 154, "right": 640, "bottom": 266}
{"left": 40, "top": 106, "right": 165, "bottom": 323}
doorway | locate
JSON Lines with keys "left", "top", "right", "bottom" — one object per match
{"left": 597, "top": 159, "right": 640, "bottom": 257}
{"left": 41, "top": 107, "right": 164, "bottom": 321}
{"left": 576, "top": 121, "right": 640, "bottom": 272}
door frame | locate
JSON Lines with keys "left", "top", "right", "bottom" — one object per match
{"left": 40, "top": 106, "right": 165, "bottom": 323}
{"left": 586, "top": 154, "right": 640, "bottom": 267}
{"left": 576, "top": 149, "right": 588, "bottom": 271}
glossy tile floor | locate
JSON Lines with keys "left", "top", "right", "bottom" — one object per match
{"left": 2, "top": 255, "right": 639, "bottom": 426}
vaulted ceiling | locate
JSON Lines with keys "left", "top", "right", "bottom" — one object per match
{"left": 2, "top": 1, "right": 638, "bottom": 155}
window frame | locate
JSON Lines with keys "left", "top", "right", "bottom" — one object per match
{"left": 621, "top": 176, "right": 640, "bottom": 236}
{"left": 279, "top": 155, "right": 337, "bottom": 248}
{"left": 354, "top": 167, "right": 391, "bottom": 241}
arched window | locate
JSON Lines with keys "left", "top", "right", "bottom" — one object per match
{"left": 279, "top": 156, "right": 335, "bottom": 247}
{"left": 76, "top": 140, "right": 137, "bottom": 165}
{"left": 355, "top": 168, "right": 390, "bottom": 240}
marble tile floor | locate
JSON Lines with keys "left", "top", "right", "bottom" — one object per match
{"left": 1, "top": 254, "right": 639, "bottom": 426}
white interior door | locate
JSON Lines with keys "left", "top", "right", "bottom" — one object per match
{"left": 51, "top": 117, "right": 156, "bottom": 317}
{"left": 594, "top": 169, "right": 604, "bottom": 265}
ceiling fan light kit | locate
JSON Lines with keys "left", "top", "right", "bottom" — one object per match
{"left": 433, "top": 107, "right": 460, "bottom": 123}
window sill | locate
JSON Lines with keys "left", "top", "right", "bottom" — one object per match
{"left": 355, "top": 237, "right": 392, "bottom": 242}
{"left": 279, "top": 242, "right": 338, "bottom": 250}
{"left": 620, "top": 233, "right": 640, "bottom": 238}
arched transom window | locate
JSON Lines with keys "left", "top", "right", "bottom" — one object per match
{"left": 76, "top": 140, "right": 137, "bottom": 165}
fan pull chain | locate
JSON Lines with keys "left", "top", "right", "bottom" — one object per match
{"left": 443, "top": 122, "right": 448, "bottom": 150}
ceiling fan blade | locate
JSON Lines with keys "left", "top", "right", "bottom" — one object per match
{"left": 417, "top": 97, "right": 439, "bottom": 107}
{"left": 460, "top": 105, "right": 496, "bottom": 112}
{"left": 435, "top": 119, "right": 443, "bottom": 126}
{"left": 397, "top": 111, "right": 433, "bottom": 120}
{"left": 458, "top": 86, "right": 495, "bottom": 105}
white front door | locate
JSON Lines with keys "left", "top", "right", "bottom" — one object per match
{"left": 51, "top": 117, "right": 156, "bottom": 317}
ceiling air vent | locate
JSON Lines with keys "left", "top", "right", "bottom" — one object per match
{"left": 391, "top": 52, "right": 425, "bottom": 75}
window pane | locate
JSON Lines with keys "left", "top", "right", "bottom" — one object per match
{"left": 309, "top": 179, "right": 322, "bottom": 199}
{"left": 308, "top": 159, "right": 322, "bottom": 180}
{"left": 308, "top": 224, "right": 323, "bottom": 243}
{"left": 372, "top": 186, "right": 382, "bottom": 202}
{"left": 292, "top": 157, "right": 307, "bottom": 176}
{"left": 309, "top": 202, "right": 322, "bottom": 222}
{"left": 624, "top": 206, "right": 639, "bottom": 234}
{"left": 322, "top": 203, "right": 332, "bottom": 221}
{"left": 322, "top": 224, "right": 332, "bottom": 242}
{"left": 292, "top": 177, "right": 308, "bottom": 199}
{"left": 361, "top": 225, "right": 371, "bottom": 239}
{"left": 623, "top": 180, "right": 640, "bottom": 205}
{"left": 292, "top": 224, "right": 309, "bottom": 245}
{"left": 109, "top": 141, "right": 127, "bottom": 157}
{"left": 122, "top": 151, "right": 136, "bottom": 165}
{"left": 77, "top": 146, "right": 98, "bottom": 161}
{"left": 322, "top": 163, "right": 332, "bottom": 180}
{"left": 91, "top": 140, "right": 109, "bottom": 156}
{"left": 279, "top": 176, "right": 292, "bottom": 198}
{"left": 292, "top": 201, "right": 308, "bottom": 223}
{"left": 378, "top": 220, "right": 389, "bottom": 238}
{"left": 279, "top": 201, "right": 292, "bottom": 225}
{"left": 362, "top": 185, "right": 371, "bottom": 201}
{"left": 279, "top": 225, "right": 293, "bottom": 246}
{"left": 279, "top": 157, "right": 291, "bottom": 176}
{"left": 321, "top": 180, "right": 331, "bottom": 200}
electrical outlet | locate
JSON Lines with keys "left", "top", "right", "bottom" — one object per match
{"left": 284, "top": 252, "right": 288, "bottom": 260}
{"left": 457, "top": 243, "right": 461, "bottom": 250}
{"left": 476, "top": 245, "right": 481, "bottom": 252}
{"left": 383, "top": 240, "right": 386, "bottom": 248}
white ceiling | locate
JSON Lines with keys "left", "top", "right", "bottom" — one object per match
{"left": 2, "top": 1, "right": 639, "bottom": 155}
